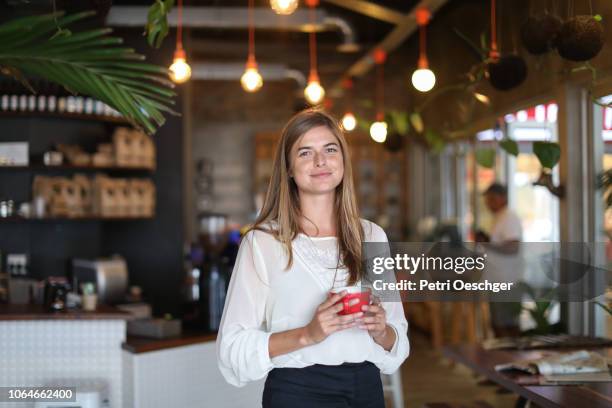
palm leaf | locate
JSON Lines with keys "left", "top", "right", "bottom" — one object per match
{"left": 0, "top": 11, "right": 176, "bottom": 135}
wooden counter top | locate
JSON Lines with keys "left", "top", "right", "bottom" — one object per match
{"left": 0, "top": 303, "right": 131, "bottom": 320}
{"left": 123, "top": 330, "right": 218, "bottom": 354}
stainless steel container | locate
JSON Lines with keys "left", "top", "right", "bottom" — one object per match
{"left": 71, "top": 256, "right": 128, "bottom": 304}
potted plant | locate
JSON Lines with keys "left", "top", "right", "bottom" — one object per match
{"left": 0, "top": 9, "right": 176, "bottom": 135}
{"left": 557, "top": 15, "right": 605, "bottom": 62}
{"left": 521, "top": 13, "right": 563, "bottom": 55}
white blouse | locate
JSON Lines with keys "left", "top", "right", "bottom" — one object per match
{"left": 216, "top": 219, "right": 410, "bottom": 387}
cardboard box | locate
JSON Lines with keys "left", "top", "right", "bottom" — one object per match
{"left": 93, "top": 174, "right": 119, "bottom": 217}
{"left": 129, "top": 179, "right": 155, "bottom": 217}
{"left": 73, "top": 174, "right": 92, "bottom": 216}
{"left": 133, "top": 130, "right": 156, "bottom": 169}
{"left": 92, "top": 152, "right": 114, "bottom": 167}
{"left": 113, "top": 127, "right": 137, "bottom": 167}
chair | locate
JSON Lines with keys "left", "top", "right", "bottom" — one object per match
{"left": 382, "top": 370, "right": 404, "bottom": 408}
{"left": 449, "top": 301, "right": 493, "bottom": 345}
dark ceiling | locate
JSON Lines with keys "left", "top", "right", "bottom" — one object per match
{"left": 0, "top": 0, "right": 459, "bottom": 96}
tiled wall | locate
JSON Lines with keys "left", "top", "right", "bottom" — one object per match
{"left": 0, "top": 320, "right": 125, "bottom": 408}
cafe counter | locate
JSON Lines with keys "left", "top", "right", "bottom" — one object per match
{"left": 0, "top": 304, "right": 264, "bottom": 408}
{"left": 122, "top": 330, "right": 264, "bottom": 408}
{"left": 0, "top": 303, "right": 128, "bottom": 407}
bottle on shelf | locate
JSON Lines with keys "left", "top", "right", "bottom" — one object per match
{"left": 201, "top": 255, "right": 229, "bottom": 332}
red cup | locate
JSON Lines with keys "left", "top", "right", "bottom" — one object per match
{"left": 331, "top": 286, "right": 371, "bottom": 315}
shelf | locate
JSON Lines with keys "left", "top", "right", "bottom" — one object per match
{"left": 0, "top": 164, "right": 154, "bottom": 173}
{"left": 0, "top": 110, "right": 130, "bottom": 125}
{"left": 0, "top": 216, "right": 154, "bottom": 223}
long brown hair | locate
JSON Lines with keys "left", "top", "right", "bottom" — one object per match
{"left": 248, "top": 109, "right": 364, "bottom": 285}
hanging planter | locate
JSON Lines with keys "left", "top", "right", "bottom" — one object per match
{"left": 487, "top": 55, "right": 528, "bottom": 91}
{"left": 533, "top": 169, "right": 564, "bottom": 198}
{"left": 520, "top": 14, "right": 562, "bottom": 55}
{"left": 383, "top": 132, "right": 404, "bottom": 153}
{"left": 486, "top": 0, "right": 528, "bottom": 91}
{"left": 368, "top": 110, "right": 406, "bottom": 152}
{"left": 557, "top": 15, "right": 604, "bottom": 62}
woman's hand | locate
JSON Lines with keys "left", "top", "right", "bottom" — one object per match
{"left": 302, "top": 290, "right": 363, "bottom": 346}
{"left": 359, "top": 296, "right": 391, "bottom": 345}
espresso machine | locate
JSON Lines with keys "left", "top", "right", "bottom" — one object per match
{"left": 181, "top": 212, "right": 231, "bottom": 331}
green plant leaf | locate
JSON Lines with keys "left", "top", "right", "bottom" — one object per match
{"left": 595, "top": 301, "right": 612, "bottom": 316}
{"left": 475, "top": 148, "right": 496, "bottom": 168}
{"left": 358, "top": 99, "right": 374, "bottom": 109}
{"left": 0, "top": 11, "right": 176, "bottom": 134}
{"left": 425, "top": 129, "right": 445, "bottom": 153}
{"left": 387, "top": 110, "right": 409, "bottom": 135}
{"left": 480, "top": 32, "right": 489, "bottom": 54}
{"left": 409, "top": 112, "right": 424, "bottom": 133}
{"left": 356, "top": 117, "right": 371, "bottom": 133}
{"left": 146, "top": 0, "right": 175, "bottom": 49}
{"left": 533, "top": 141, "right": 561, "bottom": 169}
{"left": 453, "top": 28, "right": 486, "bottom": 61}
{"left": 499, "top": 138, "right": 519, "bottom": 156}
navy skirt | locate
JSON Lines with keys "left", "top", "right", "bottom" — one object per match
{"left": 262, "top": 361, "right": 385, "bottom": 408}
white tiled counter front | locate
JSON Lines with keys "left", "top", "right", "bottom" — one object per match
{"left": 0, "top": 319, "right": 126, "bottom": 408}
{"left": 122, "top": 340, "right": 264, "bottom": 408}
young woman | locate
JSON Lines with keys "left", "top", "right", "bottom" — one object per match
{"left": 216, "top": 109, "right": 409, "bottom": 407}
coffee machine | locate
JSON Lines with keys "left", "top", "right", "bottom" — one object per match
{"left": 71, "top": 256, "right": 128, "bottom": 304}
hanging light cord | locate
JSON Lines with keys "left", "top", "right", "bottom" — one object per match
{"left": 248, "top": 0, "right": 255, "bottom": 60}
{"left": 490, "top": 0, "right": 499, "bottom": 59}
{"left": 377, "top": 62, "right": 384, "bottom": 120}
{"left": 415, "top": 9, "right": 430, "bottom": 68}
{"left": 347, "top": 79, "right": 354, "bottom": 112}
{"left": 309, "top": 3, "right": 318, "bottom": 77}
{"left": 419, "top": 22, "right": 426, "bottom": 65}
{"left": 177, "top": 0, "right": 184, "bottom": 50}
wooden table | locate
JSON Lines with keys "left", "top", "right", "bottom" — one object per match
{"left": 443, "top": 344, "right": 612, "bottom": 408}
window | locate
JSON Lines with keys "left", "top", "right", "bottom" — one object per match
{"left": 594, "top": 94, "right": 612, "bottom": 338}
{"left": 506, "top": 103, "right": 560, "bottom": 242}
{"left": 464, "top": 133, "right": 500, "bottom": 240}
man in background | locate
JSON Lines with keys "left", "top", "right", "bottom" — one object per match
{"left": 476, "top": 182, "right": 522, "bottom": 251}
{"left": 476, "top": 182, "right": 523, "bottom": 337}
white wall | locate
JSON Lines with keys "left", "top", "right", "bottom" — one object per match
{"left": 123, "top": 341, "right": 264, "bottom": 408}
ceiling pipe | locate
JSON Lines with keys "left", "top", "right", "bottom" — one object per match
{"left": 191, "top": 62, "right": 306, "bottom": 87}
{"left": 329, "top": 0, "right": 449, "bottom": 97}
{"left": 322, "top": 0, "right": 405, "bottom": 25}
{"left": 106, "top": 6, "right": 359, "bottom": 53}
{"left": 323, "top": 17, "right": 359, "bottom": 53}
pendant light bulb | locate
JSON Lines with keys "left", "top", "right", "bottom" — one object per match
{"left": 370, "top": 121, "right": 387, "bottom": 143}
{"left": 270, "top": 0, "right": 298, "bottom": 15}
{"left": 169, "top": 48, "right": 191, "bottom": 84}
{"left": 411, "top": 67, "right": 436, "bottom": 92}
{"left": 243, "top": 0, "right": 262, "bottom": 92}
{"left": 304, "top": 73, "right": 325, "bottom": 105}
{"left": 412, "top": 8, "right": 435, "bottom": 92}
{"left": 341, "top": 112, "right": 356, "bottom": 132}
{"left": 241, "top": 59, "right": 263, "bottom": 92}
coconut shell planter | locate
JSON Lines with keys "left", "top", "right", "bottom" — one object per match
{"left": 557, "top": 15, "right": 605, "bottom": 61}
{"left": 521, "top": 14, "right": 563, "bottom": 55}
{"left": 384, "top": 132, "right": 404, "bottom": 153}
{"left": 487, "top": 55, "right": 528, "bottom": 91}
